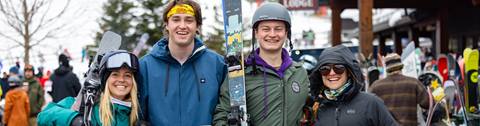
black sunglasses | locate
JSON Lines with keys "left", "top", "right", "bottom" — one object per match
{"left": 319, "top": 64, "right": 346, "bottom": 76}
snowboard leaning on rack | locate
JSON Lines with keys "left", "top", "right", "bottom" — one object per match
{"left": 464, "top": 48, "right": 479, "bottom": 113}
{"left": 222, "top": 0, "right": 248, "bottom": 125}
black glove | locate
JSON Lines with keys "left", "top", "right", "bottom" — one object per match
{"left": 71, "top": 115, "right": 84, "bottom": 126}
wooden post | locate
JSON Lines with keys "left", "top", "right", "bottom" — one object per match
{"left": 408, "top": 27, "right": 420, "bottom": 48}
{"left": 392, "top": 31, "right": 402, "bottom": 54}
{"left": 358, "top": 0, "right": 374, "bottom": 57}
{"left": 331, "top": 0, "right": 342, "bottom": 46}
{"left": 436, "top": 8, "right": 449, "bottom": 54}
{"left": 473, "top": 37, "right": 479, "bottom": 49}
{"left": 379, "top": 35, "right": 386, "bottom": 56}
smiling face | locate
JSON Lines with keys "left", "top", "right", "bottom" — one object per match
{"left": 166, "top": 14, "right": 198, "bottom": 47}
{"left": 255, "top": 20, "right": 287, "bottom": 53}
{"left": 320, "top": 64, "right": 348, "bottom": 90}
{"left": 107, "top": 67, "right": 134, "bottom": 100}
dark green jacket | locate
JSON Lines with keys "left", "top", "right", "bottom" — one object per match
{"left": 214, "top": 61, "right": 310, "bottom": 126}
{"left": 37, "top": 97, "right": 131, "bottom": 126}
{"left": 25, "top": 77, "right": 44, "bottom": 117}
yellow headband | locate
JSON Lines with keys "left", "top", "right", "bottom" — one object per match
{"left": 167, "top": 4, "right": 195, "bottom": 19}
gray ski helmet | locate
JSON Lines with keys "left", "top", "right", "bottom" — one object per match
{"left": 252, "top": 2, "right": 291, "bottom": 29}
{"left": 251, "top": 2, "right": 293, "bottom": 51}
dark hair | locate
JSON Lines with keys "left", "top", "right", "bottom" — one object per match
{"left": 162, "top": 0, "right": 202, "bottom": 35}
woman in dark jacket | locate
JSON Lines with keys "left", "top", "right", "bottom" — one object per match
{"left": 309, "top": 45, "right": 398, "bottom": 126}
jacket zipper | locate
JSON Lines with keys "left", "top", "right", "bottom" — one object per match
{"left": 282, "top": 80, "right": 286, "bottom": 125}
{"left": 179, "top": 65, "right": 183, "bottom": 126}
{"left": 335, "top": 107, "right": 340, "bottom": 126}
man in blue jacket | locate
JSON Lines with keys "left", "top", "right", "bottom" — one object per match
{"left": 138, "top": 0, "right": 228, "bottom": 125}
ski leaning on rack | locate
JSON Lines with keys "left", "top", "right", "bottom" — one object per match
{"left": 72, "top": 31, "right": 122, "bottom": 126}
{"left": 222, "top": 0, "right": 248, "bottom": 126}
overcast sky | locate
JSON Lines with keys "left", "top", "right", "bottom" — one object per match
{"left": 0, "top": 0, "right": 334, "bottom": 80}
{"left": 0, "top": 0, "right": 105, "bottom": 77}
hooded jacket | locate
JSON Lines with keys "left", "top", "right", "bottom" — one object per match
{"left": 138, "top": 37, "right": 227, "bottom": 126}
{"left": 213, "top": 49, "right": 310, "bottom": 126}
{"left": 2, "top": 88, "right": 30, "bottom": 126}
{"left": 37, "top": 97, "right": 132, "bottom": 126}
{"left": 309, "top": 45, "right": 398, "bottom": 126}
{"left": 50, "top": 65, "right": 82, "bottom": 103}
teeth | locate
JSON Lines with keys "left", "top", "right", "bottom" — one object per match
{"left": 177, "top": 31, "right": 187, "bottom": 35}
{"left": 266, "top": 40, "right": 277, "bottom": 43}
{"left": 116, "top": 85, "right": 126, "bottom": 89}
{"left": 328, "top": 78, "right": 339, "bottom": 81}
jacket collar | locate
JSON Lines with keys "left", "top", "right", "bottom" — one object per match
{"left": 149, "top": 37, "right": 206, "bottom": 64}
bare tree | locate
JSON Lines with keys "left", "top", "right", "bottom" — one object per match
{"left": 0, "top": 0, "right": 72, "bottom": 64}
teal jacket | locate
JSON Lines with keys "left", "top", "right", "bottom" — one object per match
{"left": 214, "top": 49, "right": 310, "bottom": 126}
{"left": 37, "top": 97, "right": 131, "bottom": 126}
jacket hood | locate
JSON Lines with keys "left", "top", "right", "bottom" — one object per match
{"left": 54, "top": 65, "right": 73, "bottom": 76}
{"left": 245, "top": 48, "right": 292, "bottom": 77}
{"left": 148, "top": 37, "right": 206, "bottom": 64}
{"left": 309, "top": 45, "right": 365, "bottom": 102}
{"left": 7, "top": 89, "right": 27, "bottom": 98}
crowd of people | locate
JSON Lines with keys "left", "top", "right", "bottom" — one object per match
{"left": 1, "top": 52, "right": 81, "bottom": 126}
{"left": 0, "top": 0, "right": 442, "bottom": 126}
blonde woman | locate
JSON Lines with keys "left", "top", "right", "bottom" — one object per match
{"left": 38, "top": 50, "right": 140, "bottom": 126}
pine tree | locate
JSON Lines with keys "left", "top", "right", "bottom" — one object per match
{"left": 94, "top": 0, "right": 167, "bottom": 57}
{"left": 135, "top": 0, "right": 165, "bottom": 50}
{"left": 95, "top": 0, "right": 136, "bottom": 50}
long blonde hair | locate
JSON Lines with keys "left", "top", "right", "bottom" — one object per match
{"left": 99, "top": 76, "right": 139, "bottom": 126}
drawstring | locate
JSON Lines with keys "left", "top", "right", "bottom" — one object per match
{"left": 192, "top": 63, "right": 201, "bottom": 101}
{"left": 164, "top": 63, "right": 170, "bottom": 96}
{"left": 251, "top": 31, "right": 257, "bottom": 75}
{"left": 261, "top": 65, "right": 269, "bottom": 120}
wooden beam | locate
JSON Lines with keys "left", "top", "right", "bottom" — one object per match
{"left": 337, "top": 0, "right": 441, "bottom": 9}
{"left": 331, "top": 0, "right": 342, "bottom": 46}
{"left": 359, "top": 0, "right": 374, "bottom": 57}
{"left": 473, "top": 0, "right": 480, "bottom": 6}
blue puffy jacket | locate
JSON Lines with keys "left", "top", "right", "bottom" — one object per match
{"left": 138, "top": 37, "right": 227, "bottom": 126}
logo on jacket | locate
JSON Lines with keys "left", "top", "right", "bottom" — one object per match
{"left": 346, "top": 109, "right": 356, "bottom": 115}
{"left": 292, "top": 81, "right": 300, "bottom": 93}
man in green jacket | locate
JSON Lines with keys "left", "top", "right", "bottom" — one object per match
{"left": 213, "top": 2, "right": 310, "bottom": 126}
{"left": 24, "top": 64, "right": 44, "bottom": 126}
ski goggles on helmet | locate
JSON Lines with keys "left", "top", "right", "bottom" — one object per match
{"left": 319, "top": 64, "right": 346, "bottom": 76}
{"left": 104, "top": 52, "right": 139, "bottom": 71}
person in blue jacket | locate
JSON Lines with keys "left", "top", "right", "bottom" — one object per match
{"left": 37, "top": 50, "right": 141, "bottom": 126}
{"left": 137, "top": 0, "right": 228, "bottom": 125}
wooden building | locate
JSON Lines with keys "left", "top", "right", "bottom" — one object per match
{"left": 328, "top": 0, "right": 480, "bottom": 57}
